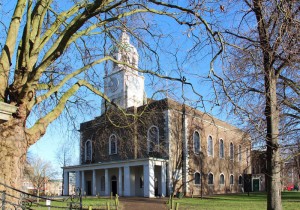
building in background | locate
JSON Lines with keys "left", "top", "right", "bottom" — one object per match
{"left": 63, "top": 31, "right": 251, "bottom": 197}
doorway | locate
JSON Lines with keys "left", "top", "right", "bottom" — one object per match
{"left": 86, "top": 181, "right": 92, "bottom": 195}
{"left": 111, "top": 176, "right": 117, "bottom": 196}
{"left": 253, "top": 179, "right": 260, "bottom": 192}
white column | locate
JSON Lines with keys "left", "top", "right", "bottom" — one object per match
{"left": 92, "top": 170, "right": 97, "bottom": 196}
{"left": 81, "top": 171, "right": 85, "bottom": 195}
{"left": 161, "top": 162, "right": 166, "bottom": 197}
{"left": 105, "top": 169, "right": 109, "bottom": 196}
{"left": 118, "top": 167, "right": 123, "bottom": 196}
{"left": 144, "top": 161, "right": 155, "bottom": 197}
{"left": 124, "top": 166, "right": 131, "bottom": 196}
{"left": 75, "top": 171, "right": 81, "bottom": 190}
{"left": 63, "top": 171, "right": 69, "bottom": 195}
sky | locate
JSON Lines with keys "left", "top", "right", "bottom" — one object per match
{"left": 2, "top": 1, "right": 236, "bottom": 176}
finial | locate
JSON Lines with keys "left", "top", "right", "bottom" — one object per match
{"left": 120, "top": 29, "right": 130, "bottom": 43}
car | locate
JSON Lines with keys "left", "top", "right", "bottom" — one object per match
{"left": 286, "top": 185, "right": 294, "bottom": 191}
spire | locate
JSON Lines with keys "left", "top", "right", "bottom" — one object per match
{"left": 110, "top": 29, "right": 139, "bottom": 72}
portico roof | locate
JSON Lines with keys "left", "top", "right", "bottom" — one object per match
{"left": 63, "top": 157, "right": 168, "bottom": 172}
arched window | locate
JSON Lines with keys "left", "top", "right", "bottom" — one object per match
{"left": 238, "top": 175, "right": 243, "bottom": 185}
{"left": 207, "top": 136, "right": 213, "bottom": 156}
{"left": 194, "top": 172, "right": 201, "bottom": 185}
{"left": 230, "top": 174, "right": 234, "bottom": 185}
{"left": 109, "top": 134, "right": 118, "bottom": 155}
{"left": 147, "top": 126, "right": 159, "bottom": 153}
{"left": 238, "top": 145, "right": 242, "bottom": 162}
{"left": 220, "top": 174, "right": 225, "bottom": 185}
{"left": 85, "top": 140, "right": 92, "bottom": 162}
{"left": 193, "top": 131, "right": 200, "bottom": 154}
{"left": 219, "top": 139, "right": 224, "bottom": 158}
{"left": 208, "top": 173, "right": 214, "bottom": 185}
{"left": 230, "top": 142, "right": 234, "bottom": 160}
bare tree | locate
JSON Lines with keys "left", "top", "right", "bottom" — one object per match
{"left": 206, "top": 1, "right": 300, "bottom": 209}
{"left": 0, "top": 0, "right": 221, "bottom": 201}
{"left": 24, "top": 155, "right": 57, "bottom": 201}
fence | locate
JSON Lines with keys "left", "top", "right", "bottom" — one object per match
{"left": 0, "top": 182, "right": 82, "bottom": 209}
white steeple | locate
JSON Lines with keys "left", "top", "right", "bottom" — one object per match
{"left": 101, "top": 30, "right": 145, "bottom": 114}
{"left": 110, "top": 30, "right": 139, "bottom": 73}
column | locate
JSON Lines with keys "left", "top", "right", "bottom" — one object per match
{"left": 75, "top": 171, "right": 81, "bottom": 190}
{"left": 81, "top": 171, "right": 85, "bottom": 195}
{"left": 161, "top": 162, "right": 166, "bottom": 197}
{"left": 124, "top": 166, "right": 131, "bottom": 196}
{"left": 118, "top": 167, "right": 123, "bottom": 196}
{"left": 92, "top": 170, "right": 97, "bottom": 196}
{"left": 63, "top": 171, "right": 69, "bottom": 195}
{"left": 144, "top": 161, "right": 154, "bottom": 197}
{"left": 105, "top": 169, "right": 109, "bottom": 196}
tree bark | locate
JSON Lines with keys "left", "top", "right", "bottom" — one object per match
{"left": 265, "top": 71, "right": 282, "bottom": 210}
{"left": 0, "top": 119, "right": 27, "bottom": 203}
{"left": 253, "top": 0, "right": 282, "bottom": 209}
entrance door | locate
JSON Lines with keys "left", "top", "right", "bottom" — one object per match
{"left": 154, "top": 177, "right": 158, "bottom": 196}
{"left": 86, "top": 181, "right": 92, "bottom": 195}
{"left": 111, "top": 176, "right": 117, "bottom": 196}
{"left": 253, "top": 179, "right": 260, "bottom": 192}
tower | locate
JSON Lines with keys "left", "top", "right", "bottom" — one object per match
{"left": 101, "top": 30, "right": 145, "bottom": 113}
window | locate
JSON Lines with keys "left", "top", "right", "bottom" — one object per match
{"left": 208, "top": 136, "right": 213, "bottom": 156}
{"left": 230, "top": 142, "right": 234, "bottom": 160}
{"left": 194, "top": 172, "right": 201, "bottom": 185}
{"left": 238, "top": 145, "right": 242, "bottom": 162}
{"left": 219, "top": 139, "right": 224, "bottom": 158}
{"left": 220, "top": 174, "right": 225, "bottom": 185}
{"left": 109, "top": 134, "right": 117, "bottom": 154}
{"left": 208, "top": 173, "right": 214, "bottom": 185}
{"left": 193, "top": 131, "right": 200, "bottom": 154}
{"left": 238, "top": 175, "right": 243, "bottom": 185}
{"left": 230, "top": 175, "right": 234, "bottom": 185}
{"left": 85, "top": 140, "right": 92, "bottom": 161}
{"left": 147, "top": 126, "right": 159, "bottom": 153}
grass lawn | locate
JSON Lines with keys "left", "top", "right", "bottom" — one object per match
{"left": 169, "top": 192, "right": 300, "bottom": 210}
{"left": 28, "top": 197, "right": 119, "bottom": 209}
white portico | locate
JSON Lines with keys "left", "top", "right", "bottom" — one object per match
{"left": 63, "top": 158, "right": 167, "bottom": 197}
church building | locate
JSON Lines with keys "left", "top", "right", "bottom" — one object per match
{"left": 63, "top": 31, "right": 251, "bottom": 197}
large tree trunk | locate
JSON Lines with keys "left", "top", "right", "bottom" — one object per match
{"left": 253, "top": 0, "right": 282, "bottom": 209}
{"left": 0, "top": 119, "right": 28, "bottom": 205}
{"left": 265, "top": 70, "right": 281, "bottom": 210}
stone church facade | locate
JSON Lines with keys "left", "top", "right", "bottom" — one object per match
{"left": 63, "top": 31, "right": 251, "bottom": 197}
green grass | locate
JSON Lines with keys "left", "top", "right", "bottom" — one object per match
{"left": 168, "top": 192, "right": 300, "bottom": 210}
{"left": 27, "top": 197, "right": 119, "bottom": 209}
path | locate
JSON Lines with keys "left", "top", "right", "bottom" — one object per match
{"left": 119, "top": 197, "right": 168, "bottom": 210}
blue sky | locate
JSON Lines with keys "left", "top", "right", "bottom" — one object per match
{"left": 2, "top": 1, "right": 235, "bottom": 174}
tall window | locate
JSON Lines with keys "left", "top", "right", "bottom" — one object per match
{"left": 194, "top": 172, "right": 201, "bottom": 185}
{"left": 219, "top": 139, "right": 224, "bottom": 158}
{"left": 238, "top": 145, "right": 242, "bottom": 162}
{"left": 193, "top": 131, "right": 200, "bottom": 154}
{"left": 85, "top": 140, "right": 92, "bottom": 161}
{"left": 208, "top": 173, "right": 214, "bottom": 185}
{"left": 109, "top": 134, "right": 117, "bottom": 154}
{"left": 230, "top": 175, "right": 234, "bottom": 185}
{"left": 208, "top": 136, "right": 213, "bottom": 156}
{"left": 220, "top": 174, "right": 225, "bottom": 185}
{"left": 238, "top": 175, "right": 243, "bottom": 185}
{"left": 230, "top": 142, "right": 234, "bottom": 160}
{"left": 147, "top": 126, "right": 159, "bottom": 153}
